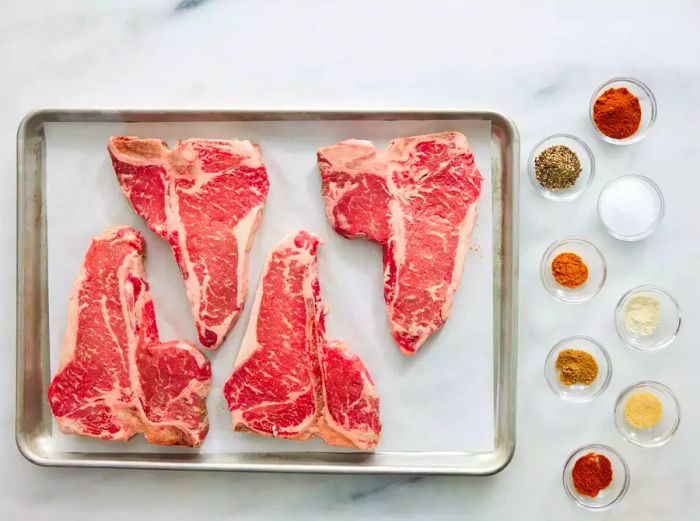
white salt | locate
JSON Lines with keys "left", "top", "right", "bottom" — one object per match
{"left": 598, "top": 176, "right": 662, "bottom": 239}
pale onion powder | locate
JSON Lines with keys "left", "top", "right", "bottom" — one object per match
{"left": 624, "top": 294, "right": 661, "bottom": 337}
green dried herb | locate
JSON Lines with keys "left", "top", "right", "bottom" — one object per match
{"left": 534, "top": 145, "right": 582, "bottom": 190}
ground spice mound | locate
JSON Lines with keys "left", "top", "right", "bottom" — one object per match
{"left": 624, "top": 295, "right": 660, "bottom": 337}
{"left": 572, "top": 453, "right": 613, "bottom": 498}
{"left": 593, "top": 87, "right": 642, "bottom": 139}
{"left": 625, "top": 392, "right": 663, "bottom": 429}
{"left": 555, "top": 349, "right": 599, "bottom": 386}
{"left": 551, "top": 252, "right": 588, "bottom": 288}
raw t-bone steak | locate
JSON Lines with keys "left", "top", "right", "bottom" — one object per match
{"left": 109, "top": 136, "right": 270, "bottom": 349}
{"left": 223, "top": 231, "right": 381, "bottom": 450}
{"left": 318, "top": 131, "right": 483, "bottom": 355}
{"left": 47, "top": 226, "right": 211, "bottom": 447}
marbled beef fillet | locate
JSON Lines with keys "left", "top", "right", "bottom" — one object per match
{"left": 318, "top": 132, "right": 483, "bottom": 355}
{"left": 48, "top": 226, "right": 211, "bottom": 447}
{"left": 223, "top": 231, "right": 381, "bottom": 450}
{"left": 109, "top": 137, "right": 270, "bottom": 349}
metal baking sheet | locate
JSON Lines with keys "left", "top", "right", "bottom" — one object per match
{"left": 17, "top": 109, "right": 519, "bottom": 475}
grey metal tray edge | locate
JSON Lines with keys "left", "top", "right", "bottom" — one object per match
{"left": 16, "top": 108, "right": 519, "bottom": 475}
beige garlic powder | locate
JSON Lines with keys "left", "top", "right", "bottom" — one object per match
{"left": 624, "top": 294, "right": 661, "bottom": 337}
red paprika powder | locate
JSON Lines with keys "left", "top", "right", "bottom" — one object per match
{"left": 572, "top": 452, "right": 613, "bottom": 497}
{"left": 593, "top": 87, "right": 642, "bottom": 139}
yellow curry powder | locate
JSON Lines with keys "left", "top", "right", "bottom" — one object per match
{"left": 555, "top": 349, "right": 599, "bottom": 386}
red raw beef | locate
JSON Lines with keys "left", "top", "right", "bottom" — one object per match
{"left": 223, "top": 231, "right": 381, "bottom": 450}
{"left": 108, "top": 136, "right": 270, "bottom": 349}
{"left": 318, "top": 132, "right": 483, "bottom": 355}
{"left": 47, "top": 226, "right": 211, "bottom": 447}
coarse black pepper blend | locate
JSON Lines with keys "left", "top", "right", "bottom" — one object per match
{"left": 534, "top": 145, "right": 582, "bottom": 190}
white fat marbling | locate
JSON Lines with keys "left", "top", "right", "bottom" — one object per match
{"left": 2, "top": 0, "right": 700, "bottom": 519}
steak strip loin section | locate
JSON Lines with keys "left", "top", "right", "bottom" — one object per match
{"left": 318, "top": 131, "right": 483, "bottom": 355}
{"left": 109, "top": 136, "right": 270, "bottom": 349}
{"left": 223, "top": 231, "right": 381, "bottom": 450}
{"left": 48, "top": 226, "right": 211, "bottom": 447}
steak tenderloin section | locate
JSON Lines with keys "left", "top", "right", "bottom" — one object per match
{"left": 108, "top": 136, "right": 270, "bottom": 349}
{"left": 47, "top": 226, "right": 211, "bottom": 447}
{"left": 318, "top": 131, "right": 483, "bottom": 356}
{"left": 223, "top": 231, "right": 381, "bottom": 450}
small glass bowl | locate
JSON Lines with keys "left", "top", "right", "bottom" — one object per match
{"left": 528, "top": 134, "right": 595, "bottom": 201}
{"left": 614, "top": 285, "right": 681, "bottom": 352}
{"left": 541, "top": 237, "right": 607, "bottom": 303}
{"left": 545, "top": 336, "right": 612, "bottom": 402}
{"left": 590, "top": 77, "right": 657, "bottom": 145}
{"left": 614, "top": 381, "right": 681, "bottom": 448}
{"left": 597, "top": 174, "right": 664, "bottom": 241}
{"left": 563, "top": 444, "right": 630, "bottom": 511}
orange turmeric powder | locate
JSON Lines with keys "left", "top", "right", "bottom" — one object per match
{"left": 551, "top": 252, "right": 588, "bottom": 288}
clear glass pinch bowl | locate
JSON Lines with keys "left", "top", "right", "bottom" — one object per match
{"left": 544, "top": 336, "right": 612, "bottom": 402}
{"left": 614, "top": 285, "right": 681, "bottom": 352}
{"left": 590, "top": 77, "right": 657, "bottom": 145}
{"left": 541, "top": 237, "right": 606, "bottom": 303}
{"left": 563, "top": 444, "right": 630, "bottom": 511}
{"left": 528, "top": 133, "right": 595, "bottom": 201}
{"left": 614, "top": 381, "right": 681, "bottom": 448}
{"left": 597, "top": 174, "right": 664, "bottom": 241}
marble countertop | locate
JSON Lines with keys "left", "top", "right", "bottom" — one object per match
{"left": 2, "top": 1, "right": 699, "bottom": 519}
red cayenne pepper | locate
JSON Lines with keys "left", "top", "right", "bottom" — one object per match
{"left": 572, "top": 453, "right": 613, "bottom": 497}
{"left": 593, "top": 87, "right": 642, "bottom": 139}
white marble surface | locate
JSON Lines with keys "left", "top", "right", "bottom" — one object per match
{"left": 2, "top": 0, "right": 699, "bottom": 519}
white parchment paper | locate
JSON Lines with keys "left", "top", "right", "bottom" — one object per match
{"left": 46, "top": 119, "right": 494, "bottom": 454}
